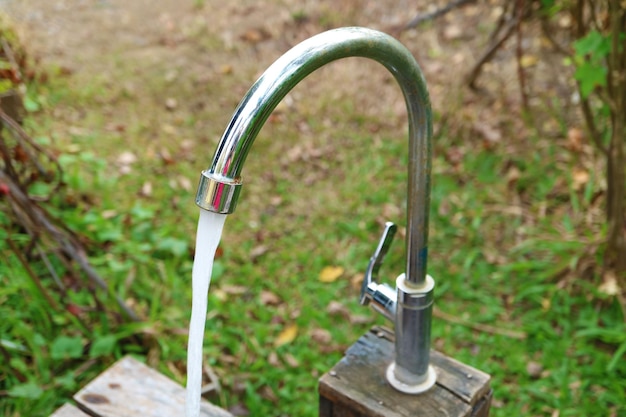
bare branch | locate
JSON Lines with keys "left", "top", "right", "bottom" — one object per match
{"left": 400, "top": 0, "right": 477, "bottom": 31}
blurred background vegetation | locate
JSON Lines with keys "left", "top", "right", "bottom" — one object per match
{"left": 0, "top": 0, "right": 624, "bottom": 416}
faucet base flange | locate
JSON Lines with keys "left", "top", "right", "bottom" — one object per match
{"left": 386, "top": 362, "right": 437, "bottom": 394}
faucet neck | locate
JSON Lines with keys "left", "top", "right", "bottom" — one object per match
{"left": 196, "top": 27, "right": 432, "bottom": 286}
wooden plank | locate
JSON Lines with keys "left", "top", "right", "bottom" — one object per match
{"left": 430, "top": 350, "right": 491, "bottom": 405}
{"left": 74, "top": 356, "right": 232, "bottom": 417}
{"left": 319, "top": 326, "right": 492, "bottom": 417}
{"left": 470, "top": 390, "right": 493, "bottom": 417}
{"left": 50, "top": 403, "right": 90, "bottom": 417}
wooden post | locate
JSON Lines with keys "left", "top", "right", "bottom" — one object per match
{"left": 49, "top": 356, "right": 232, "bottom": 417}
{"left": 319, "top": 326, "right": 492, "bottom": 417}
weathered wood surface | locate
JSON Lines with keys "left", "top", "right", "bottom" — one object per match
{"left": 68, "top": 356, "right": 233, "bottom": 417}
{"left": 50, "top": 403, "right": 90, "bottom": 417}
{"left": 319, "top": 326, "right": 492, "bottom": 417}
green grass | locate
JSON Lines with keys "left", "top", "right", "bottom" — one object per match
{"left": 2, "top": 39, "right": 626, "bottom": 417}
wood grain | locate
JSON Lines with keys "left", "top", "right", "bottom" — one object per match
{"left": 72, "top": 356, "right": 232, "bottom": 417}
{"left": 319, "top": 326, "right": 492, "bottom": 417}
{"left": 50, "top": 403, "right": 90, "bottom": 417}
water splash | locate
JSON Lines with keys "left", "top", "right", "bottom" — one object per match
{"left": 185, "top": 209, "right": 227, "bottom": 417}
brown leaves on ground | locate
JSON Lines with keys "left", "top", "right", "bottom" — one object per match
{"left": 239, "top": 27, "right": 272, "bottom": 44}
{"left": 326, "top": 301, "right": 372, "bottom": 326}
{"left": 599, "top": 270, "right": 620, "bottom": 297}
{"left": 259, "top": 290, "right": 281, "bottom": 306}
{"left": 115, "top": 151, "right": 137, "bottom": 174}
{"left": 310, "top": 328, "right": 332, "bottom": 345}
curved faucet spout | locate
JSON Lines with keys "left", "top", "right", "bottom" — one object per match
{"left": 197, "top": 27, "right": 432, "bottom": 287}
{"left": 196, "top": 27, "right": 435, "bottom": 393}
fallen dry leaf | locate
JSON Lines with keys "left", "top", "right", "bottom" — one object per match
{"left": 250, "top": 245, "right": 268, "bottom": 261}
{"left": 520, "top": 55, "right": 539, "bottom": 68}
{"left": 566, "top": 128, "right": 584, "bottom": 152}
{"left": 443, "top": 24, "right": 463, "bottom": 40}
{"left": 349, "top": 314, "right": 372, "bottom": 325}
{"left": 228, "top": 403, "right": 250, "bottom": 417}
{"left": 101, "top": 210, "right": 117, "bottom": 219}
{"left": 117, "top": 151, "right": 137, "bottom": 170}
{"left": 599, "top": 270, "right": 620, "bottom": 296}
{"left": 139, "top": 181, "right": 153, "bottom": 197}
{"left": 259, "top": 385, "right": 278, "bottom": 403}
{"left": 350, "top": 273, "right": 363, "bottom": 291}
{"left": 240, "top": 28, "right": 271, "bottom": 43}
{"left": 506, "top": 166, "right": 521, "bottom": 189}
{"left": 274, "top": 324, "right": 298, "bottom": 347}
{"left": 268, "top": 351, "right": 280, "bottom": 367}
{"left": 259, "top": 290, "right": 281, "bottom": 306}
{"left": 269, "top": 196, "right": 283, "bottom": 206}
{"left": 177, "top": 176, "right": 192, "bottom": 191}
{"left": 160, "top": 148, "right": 174, "bottom": 165}
{"left": 326, "top": 301, "right": 349, "bottom": 318}
{"left": 474, "top": 122, "right": 502, "bottom": 147}
{"left": 161, "top": 123, "right": 177, "bottom": 135}
{"left": 445, "top": 147, "right": 464, "bottom": 167}
{"left": 527, "top": 361, "right": 543, "bottom": 379}
{"left": 220, "top": 285, "right": 247, "bottom": 295}
{"left": 310, "top": 328, "right": 332, "bottom": 345}
{"left": 382, "top": 202, "right": 401, "bottom": 219}
{"left": 212, "top": 289, "right": 227, "bottom": 302}
{"left": 319, "top": 266, "right": 344, "bottom": 283}
{"left": 284, "top": 353, "right": 299, "bottom": 368}
{"left": 165, "top": 97, "right": 177, "bottom": 110}
{"left": 572, "top": 168, "right": 590, "bottom": 191}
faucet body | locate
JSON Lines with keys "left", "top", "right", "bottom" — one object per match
{"left": 196, "top": 27, "right": 436, "bottom": 393}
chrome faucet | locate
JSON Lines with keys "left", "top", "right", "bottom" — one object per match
{"left": 196, "top": 27, "right": 436, "bottom": 394}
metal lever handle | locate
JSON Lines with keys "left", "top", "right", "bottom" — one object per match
{"left": 360, "top": 222, "right": 397, "bottom": 321}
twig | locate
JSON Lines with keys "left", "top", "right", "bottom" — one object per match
{"left": 466, "top": 0, "right": 535, "bottom": 90}
{"left": 0, "top": 169, "right": 139, "bottom": 322}
{"left": 72, "top": 358, "right": 98, "bottom": 378}
{"left": 400, "top": 0, "right": 477, "bottom": 31}
{"left": 1, "top": 38, "right": 23, "bottom": 84}
{"left": 539, "top": 17, "right": 571, "bottom": 56}
{"left": 571, "top": 0, "right": 609, "bottom": 156}
{"left": 0, "top": 108, "right": 61, "bottom": 195}
{"left": 515, "top": 0, "right": 529, "bottom": 110}
{"left": 434, "top": 307, "right": 527, "bottom": 339}
{"left": 466, "top": 17, "right": 518, "bottom": 89}
{"left": 579, "top": 93, "right": 609, "bottom": 155}
{"left": 35, "top": 243, "right": 67, "bottom": 292}
{"left": 6, "top": 237, "right": 60, "bottom": 311}
{"left": 487, "top": 0, "right": 513, "bottom": 45}
{"left": 201, "top": 362, "right": 222, "bottom": 395}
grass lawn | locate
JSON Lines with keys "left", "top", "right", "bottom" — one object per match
{"left": 1, "top": 2, "right": 625, "bottom": 416}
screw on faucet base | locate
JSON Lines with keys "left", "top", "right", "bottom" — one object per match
{"left": 386, "top": 363, "right": 437, "bottom": 394}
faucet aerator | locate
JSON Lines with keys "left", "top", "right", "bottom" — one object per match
{"left": 196, "top": 171, "right": 242, "bottom": 214}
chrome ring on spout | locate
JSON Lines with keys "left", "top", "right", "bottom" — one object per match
{"left": 196, "top": 27, "right": 436, "bottom": 393}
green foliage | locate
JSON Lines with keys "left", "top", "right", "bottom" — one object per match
{"left": 50, "top": 336, "right": 83, "bottom": 360}
{"left": 89, "top": 335, "right": 118, "bottom": 358}
{"left": 7, "top": 382, "right": 44, "bottom": 400}
{"left": 573, "top": 31, "right": 611, "bottom": 97}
